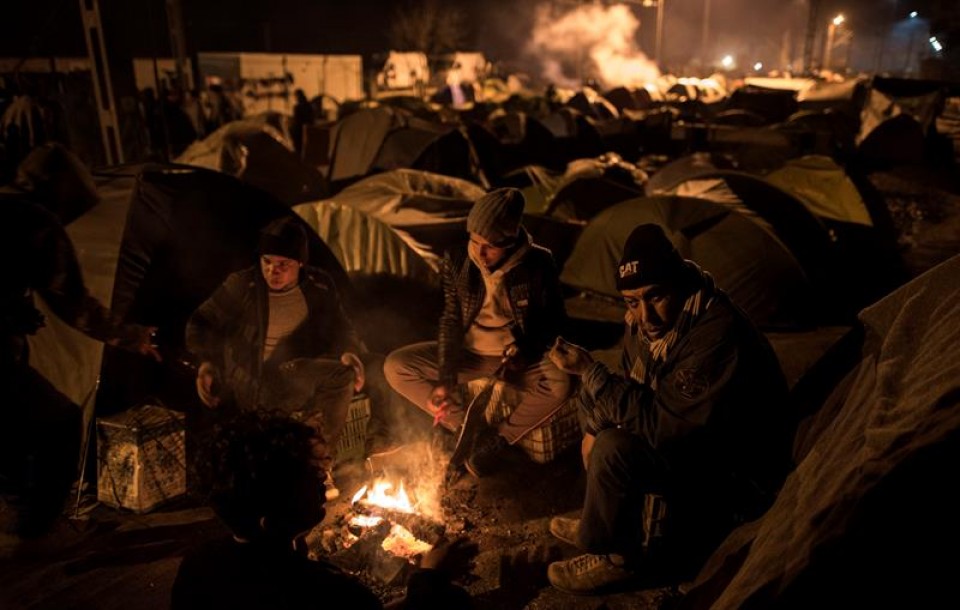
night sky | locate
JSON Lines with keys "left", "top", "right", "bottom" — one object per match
{"left": 1, "top": 0, "right": 951, "bottom": 73}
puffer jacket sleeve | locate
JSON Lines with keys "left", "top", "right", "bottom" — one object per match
{"left": 436, "top": 251, "right": 463, "bottom": 388}
{"left": 184, "top": 271, "right": 247, "bottom": 369}
{"left": 579, "top": 313, "right": 739, "bottom": 455}
{"left": 512, "top": 248, "right": 566, "bottom": 366}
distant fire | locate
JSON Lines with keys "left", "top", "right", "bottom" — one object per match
{"left": 528, "top": 2, "right": 661, "bottom": 89}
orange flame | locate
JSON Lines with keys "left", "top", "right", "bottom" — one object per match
{"left": 352, "top": 479, "right": 416, "bottom": 513}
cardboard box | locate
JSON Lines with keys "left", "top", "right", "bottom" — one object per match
{"left": 96, "top": 404, "right": 186, "bottom": 513}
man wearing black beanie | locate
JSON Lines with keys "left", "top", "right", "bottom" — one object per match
{"left": 544, "top": 223, "right": 794, "bottom": 595}
{"left": 185, "top": 215, "right": 365, "bottom": 500}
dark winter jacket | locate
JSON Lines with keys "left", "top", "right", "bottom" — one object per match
{"left": 185, "top": 265, "right": 361, "bottom": 406}
{"left": 437, "top": 230, "right": 566, "bottom": 388}
{"left": 579, "top": 287, "right": 794, "bottom": 506}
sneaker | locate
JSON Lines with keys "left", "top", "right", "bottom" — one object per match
{"left": 464, "top": 428, "right": 508, "bottom": 478}
{"left": 549, "top": 516, "right": 580, "bottom": 547}
{"left": 547, "top": 553, "right": 635, "bottom": 595}
{"left": 323, "top": 471, "right": 340, "bottom": 502}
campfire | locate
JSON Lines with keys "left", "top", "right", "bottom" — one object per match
{"left": 308, "top": 441, "right": 450, "bottom": 586}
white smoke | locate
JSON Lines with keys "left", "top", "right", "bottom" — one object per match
{"left": 527, "top": 2, "right": 660, "bottom": 90}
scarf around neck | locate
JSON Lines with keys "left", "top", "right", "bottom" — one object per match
{"left": 629, "top": 264, "right": 716, "bottom": 385}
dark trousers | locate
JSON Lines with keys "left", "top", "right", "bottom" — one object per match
{"left": 0, "top": 365, "right": 81, "bottom": 537}
{"left": 578, "top": 428, "right": 744, "bottom": 574}
{"left": 577, "top": 428, "right": 668, "bottom": 560}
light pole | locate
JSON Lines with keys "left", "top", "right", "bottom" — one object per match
{"left": 655, "top": 0, "right": 667, "bottom": 64}
{"left": 823, "top": 13, "right": 845, "bottom": 71}
{"left": 701, "top": 0, "right": 712, "bottom": 66}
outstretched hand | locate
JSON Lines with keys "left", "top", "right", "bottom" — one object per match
{"left": 548, "top": 336, "right": 594, "bottom": 376}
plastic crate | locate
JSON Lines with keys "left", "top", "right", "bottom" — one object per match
{"left": 464, "top": 378, "right": 580, "bottom": 464}
{"left": 336, "top": 394, "right": 371, "bottom": 463}
{"left": 96, "top": 404, "right": 186, "bottom": 513}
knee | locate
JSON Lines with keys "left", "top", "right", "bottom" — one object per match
{"left": 383, "top": 350, "right": 406, "bottom": 387}
{"left": 588, "top": 428, "right": 635, "bottom": 469}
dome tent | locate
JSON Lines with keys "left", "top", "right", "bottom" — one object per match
{"left": 559, "top": 195, "right": 815, "bottom": 330}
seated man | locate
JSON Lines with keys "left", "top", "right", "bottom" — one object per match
{"left": 384, "top": 188, "right": 572, "bottom": 477}
{"left": 546, "top": 223, "right": 794, "bottom": 595}
{"left": 185, "top": 216, "right": 364, "bottom": 497}
{"left": 171, "top": 411, "right": 475, "bottom": 609}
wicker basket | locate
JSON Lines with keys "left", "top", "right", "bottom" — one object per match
{"left": 96, "top": 404, "right": 186, "bottom": 513}
{"left": 336, "top": 393, "right": 371, "bottom": 463}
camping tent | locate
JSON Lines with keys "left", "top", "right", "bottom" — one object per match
{"left": 27, "top": 163, "right": 347, "bottom": 416}
{"left": 544, "top": 154, "right": 648, "bottom": 222}
{"left": 559, "top": 195, "right": 815, "bottom": 329}
{"left": 306, "top": 169, "right": 484, "bottom": 267}
{"left": 646, "top": 164, "right": 839, "bottom": 312}
{"left": 679, "top": 253, "right": 960, "bottom": 609}
{"left": 326, "top": 106, "right": 477, "bottom": 190}
{"left": 175, "top": 118, "right": 328, "bottom": 204}
{"left": 293, "top": 200, "right": 438, "bottom": 284}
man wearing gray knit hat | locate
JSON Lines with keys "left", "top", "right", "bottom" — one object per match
{"left": 385, "top": 187, "right": 572, "bottom": 478}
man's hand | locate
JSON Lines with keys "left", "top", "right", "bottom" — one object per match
{"left": 340, "top": 352, "right": 365, "bottom": 393}
{"left": 429, "top": 385, "right": 458, "bottom": 426}
{"left": 196, "top": 361, "right": 221, "bottom": 408}
{"left": 420, "top": 536, "right": 479, "bottom": 577}
{"left": 548, "top": 336, "right": 595, "bottom": 376}
{"left": 136, "top": 326, "right": 163, "bottom": 362}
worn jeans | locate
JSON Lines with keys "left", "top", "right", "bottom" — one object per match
{"left": 383, "top": 341, "right": 572, "bottom": 444}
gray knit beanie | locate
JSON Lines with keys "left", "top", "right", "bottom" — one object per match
{"left": 466, "top": 188, "right": 525, "bottom": 246}
{"left": 258, "top": 216, "right": 309, "bottom": 263}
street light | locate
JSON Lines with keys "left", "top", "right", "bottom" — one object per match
{"left": 823, "top": 13, "right": 847, "bottom": 71}
{"left": 909, "top": 11, "right": 918, "bottom": 19}
{"left": 721, "top": 54, "right": 734, "bottom": 69}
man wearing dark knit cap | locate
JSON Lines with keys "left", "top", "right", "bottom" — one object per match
{"left": 385, "top": 187, "right": 572, "bottom": 477}
{"left": 545, "top": 223, "right": 794, "bottom": 595}
{"left": 185, "top": 216, "right": 365, "bottom": 499}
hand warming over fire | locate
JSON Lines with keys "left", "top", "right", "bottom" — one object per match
{"left": 548, "top": 336, "right": 595, "bottom": 376}
{"left": 419, "top": 536, "right": 479, "bottom": 578}
{"left": 429, "top": 385, "right": 459, "bottom": 426}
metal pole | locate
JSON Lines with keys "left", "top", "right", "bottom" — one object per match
{"left": 802, "top": 0, "right": 821, "bottom": 74}
{"left": 78, "top": 0, "right": 124, "bottom": 165}
{"left": 701, "top": 0, "right": 712, "bottom": 65}
{"left": 655, "top": 0, "right": 666, "bottom": 64}
{"left": 824, "top": 22, "right": 835, "bottom": 70}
